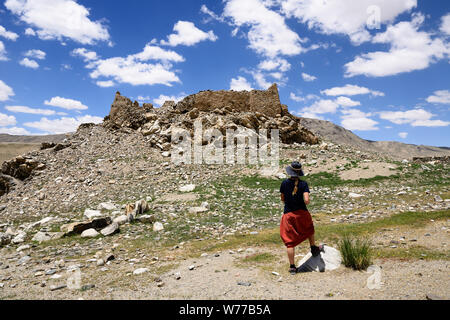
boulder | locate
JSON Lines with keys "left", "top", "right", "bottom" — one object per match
{"left": 296, "top": 246, "right": 342, "bottom": 273}
{"left": 81, "top": 229, "right": 100, "bottom": 238}
{"left": 1, "top": 156, "right": 44, "bottom": 181}
{"left": 100, "top": 222, "right": 119, "bottom": 236}
{"left": 61, "top": 217, "right": 112, "bottom": 236}
{"left": 84, "top": 209, "right": 103, "bottom": 219}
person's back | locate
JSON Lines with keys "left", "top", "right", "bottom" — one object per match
{"left": 280, "top": 178, "right": 310, "bottom": 213}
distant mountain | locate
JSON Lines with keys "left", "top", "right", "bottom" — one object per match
{"left": 0, "top": 133, "right": 67, "bottom": 143}
{"left": 298, "top": 117, "right": 450, "bottom": 160}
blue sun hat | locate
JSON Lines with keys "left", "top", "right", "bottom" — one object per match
{"left": 286, "top": 161, "right": 304, "bottom": 177}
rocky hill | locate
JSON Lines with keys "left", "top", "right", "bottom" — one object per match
{"left": 298, "top": 118, "right": 450, "bottom": 160}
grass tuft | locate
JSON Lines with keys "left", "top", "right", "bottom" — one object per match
{"left": 338, "top": 234, "right": 373, "bottom": 270}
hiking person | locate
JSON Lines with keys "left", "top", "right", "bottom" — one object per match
{"left": 280, "top": 161, "right": 323, "bottom": 274}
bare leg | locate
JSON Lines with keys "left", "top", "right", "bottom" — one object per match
{"left": 308, "top": 234, "right": 316, "bottom": 247}
{"left": 287, "top": 247, "right": 295, "bottom": 266}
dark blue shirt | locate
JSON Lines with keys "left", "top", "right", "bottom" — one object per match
{"left": 280, "top": 179, "right": 310, "bottom": 214}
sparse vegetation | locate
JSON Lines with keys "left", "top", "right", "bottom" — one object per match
{"left": 338, "top": 235, "right": 373, "bottom": 270}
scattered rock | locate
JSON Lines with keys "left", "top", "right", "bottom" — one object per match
{"left": 133, "top": 268, "right": 149, "bottom": 275}
{"left": 81, "top": 229, "right": 100, "bottom": 238}
{"left": 179, "top": 184, "right": 196, "bottom": 192}
{"left": 153, "top": 222, "right": 164, "bottom": 232}
{"left": 100, "top": 222, "right": 119, "bottom": 236}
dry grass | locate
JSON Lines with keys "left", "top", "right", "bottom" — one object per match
{"left": 0, "top": 143, "right": 40, "bottom": 163}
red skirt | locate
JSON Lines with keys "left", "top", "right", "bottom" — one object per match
{"left": 280, "top": 209, "right": 315, "bottom": 248}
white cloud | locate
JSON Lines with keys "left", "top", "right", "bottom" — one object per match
{"left": 24, "top": 49, "right": 46, "bottom": 60}
{"left": 72, "top": 48, "right": 98, "bottom": 61}
{"left": 44, "top": 96, "right": 88, "bottom": 110}
{"left": 341, "top": 108, "right": 378, "bottom": 131}
{"left": 24, "top": 27, "right": 35, "bottom": 36}
{"left": 5, "top": 0, "right": 110, "bottom": 45}
{"left": 0, "top": 126, "right": 31, "bottom": 135}
{"left": 335, "top": 96, "right": 361, "bottom": 107}
{"left": 257, "top": 58, "right": 291, "bottom": 72}
{"left": 200, "top": 5, "right": 225, "bottom": 23}
{"left": 290, "top": 92, "right": 319, "bottom": 102}
{"left": 0, "top": 80, "right": 14, "bottom": 101}
{"left": 24, "top": 115, "right": 103, "bottom": 134}
{"left": 230, "top": 76, "right": 253, "bottom": 91}
{"left": 441, "top": 13, "right": 450, "bottom": 35}
{"left": 379, "top": 108, "right": 450, "bottom": 127}
{"left": 83, "top": 44, "right": 184, "bottom": 87}
{"left": 426, "top": 90, "right": 450, "bottom": 105}
{"left": 398, "top": 132, "right": 408, "bottom": 139}
{"left": 5, "top": 105, "right": 57, "bottom": 115}
{"left": 0, "top": 112, "right": 17, "bottom": 126}
{"left": 280, "top": 0, "right": 417, "bottom": 45}
{"left": 0, "top": 41, "right": 7, "bottom": 61}
{"left": 160, "top": 21, "right": 218, "bottom": 47}
{"left": 300, "top": 99, "right": 340, "bottom": 118}
{"left": 344, "top": 13, "right": 449, "bottom": 77}
{"left": 96, "top": 80, "right": 115, "bottom": 88}
{"left": 252, "top": 71, "right": 272, "bottom": 89}
{"left": 0, "top": 25, "right": 19, "bottom": 41}
{"left": 153, "top": 94, "right": 185, "bottom": 107}
{"left": 321, "top": 84, "right": 384, "bottom": 97}
{"left": 19, "top": 57, "right": 39, "bottom": 69}
{"left": 301, "top": 72, "right": 316, "bottom": 82}
{"left": 223, "top": 0, "right": 305, "bottom": 58}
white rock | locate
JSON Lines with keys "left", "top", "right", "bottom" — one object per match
{"left": 16, "top": 244, "right": 31, "bottom": 252}
{"left": 113, "top": 215, "right": 129, "bottom": 225}
{"left": 97, "top": 202, "right": 117, "bottom": 211}
{"left": 349, "top": 192, "right": 364, "bottom": 198}
{"left": 179, "top": 184, "right": 196, "bottom": 192}
{"left": 84, "top": 209, "right": 103, "bottom": 219}
{"left": 296, "top": 246, "right": 342, "bottom": 272}
{"left": 81, "top": 229, "right": 99, "bottom": 238}
{"left": 133, "top": 268, "right": 149, "bottom": 275}
{"left": 188, "top": 265, "right": 195, "bottom": 270}
{"left": 153, "top": 222, "right": 164, "bottom": 232}
{"left": 12, "top": 232, "right": 26, "bottom": 244}
{"left": 189, "top": 207, "right": 208, "bottom": 214}
{"left": 32, "top": 232, "right": 51, "bottom": 242}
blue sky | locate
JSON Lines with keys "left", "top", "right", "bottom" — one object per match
{"left": 0, "top": 0, "right": 449, "bottom": 147}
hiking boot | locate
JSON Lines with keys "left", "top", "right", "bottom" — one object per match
{"left": 311, "top": 245, "right": 324, "bottom": 257}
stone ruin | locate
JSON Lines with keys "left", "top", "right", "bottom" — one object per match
{"left": 103, "top": 83, "right": 319, "bottom": 149}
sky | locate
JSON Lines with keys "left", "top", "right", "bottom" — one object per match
{"left": 0, "top": 0, "right": 449, "bottom": 147}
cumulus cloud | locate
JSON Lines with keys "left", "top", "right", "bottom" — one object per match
{"left": 19, "top": 57, "right": 39, "bottom": 69}
{"left": 160, "top": 21, "right": 218, "bottom": 47}
{"left": 299, "top": 99, "right": 340, "bottom": 119}
{"left": 280, "top": 0, "right": 417, "bottom": 45}
{"left": 0, "top": 25, "right": 19, "bottom": 41}
{"left": 398, "top": 132, "right": 408, "bottom": 139}
{"left": 44, "top": 96, "right": 88, "bottom": 110}
{"left": 257, "top": 58, "right": 291, "bottom": 72}
{"left": 153, "top": 94, "right": 186, "bottom": 107}
{"left": 223, "top": 0, "right": 305, "bottom": 58}
{"left": 5, "top": 105, "right": 58, "bottom": 115}
{"left": 230, "top": 76, "right": 253, "bottom": 91}
{"left": 0, "top": 80, "right": 14, "bottom": 101}
{"left": 71, "top": 48, "right": 98, "bottom": 61}
{"left": 290, "top": 92, "right": 319, "bottom": 103}
{"left": 0, "top": 41, "right": 8, "bottom": 61}
{"left": 79, "top": 44, "right": 185, "bottom": 87}
{"left": 321, "top": 84, "right": 384, "bottom": 97}
{"left": 441, "top": 13, "right": 450, "bottom": 35}
{"left": 24, "top": 115, "right": 103, "bottom": 134}
{"left": 379, "top": 108, "right": 449, "bottom": 127}
{"left": 0, "top": 126, "right": 31, "bottom": 135}
{"left": 24, "top": 49, "right": 46, "bottom": 60}
{"left": 340, "top": 108, "right": 378, "bottom": 131}
{"left": 335, "top": 96, "right": 361, "bottom": 107}
{"left": 5, "top": 0, "right": 110, "bottom": 45}
{"left": 96, "top": 80, "right": 115, "bottom": 88}
{"left": 0, "top": 112, "right": 17, "bottom": 126}
{"left": 344, "top": 13, "right": 449, "bottom": 77}
{"left": 426, "top": 90, "right": 450, "bottom": 104}
{"left": 301, "top": 72, "right": 316, "bottom": 82}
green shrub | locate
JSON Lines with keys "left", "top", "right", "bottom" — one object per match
{"left": 338, "top": 235, "right": 373, "bottom": 270}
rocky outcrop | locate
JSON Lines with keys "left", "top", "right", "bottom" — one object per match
{"left": 0, "top": 174, "right": 20, "bottom": 197}
{"left": 105, "top": 92, "right": 154, "bottom": 130}
{"left": 104, "top": 84, "right": 319, "bottom": 146}
{"left": 1, "top": 156, "right": 45, "bottom": 181}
